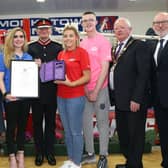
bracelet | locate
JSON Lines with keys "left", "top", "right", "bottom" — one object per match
{"left": 3, "top": 92, "right": 9, "bottom": 99}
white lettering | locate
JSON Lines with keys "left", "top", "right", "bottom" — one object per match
{"left": 10, "top": 20, "right": 21, "bottom": 27}
{"left": 0, "top": 20, "right": 9, "bottom": 27}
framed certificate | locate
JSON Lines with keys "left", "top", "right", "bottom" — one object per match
{"left": 10, "top": 60, "right": 39, "bottom": 98}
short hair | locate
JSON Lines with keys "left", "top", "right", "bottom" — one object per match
{"left": 82, "top": 11, "right": 96, "bottom": 17}
{"left": 114, "top": 17, "right": 132, "bottom": 28}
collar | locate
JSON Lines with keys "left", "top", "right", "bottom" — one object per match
{"left": 38, "top": 38, "right": 51, "bottom": 46}
{"left": 118, "top": 36, "right": 131, "bottom": 46}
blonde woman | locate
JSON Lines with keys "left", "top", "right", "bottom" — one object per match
{"left": 55, "top": 25, "right": 90, "bottom": 168}
{"left": 0, "top": 27, "right": 32, "bottom": 168}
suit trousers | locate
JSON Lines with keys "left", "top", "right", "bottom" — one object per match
{"left": 31, "top": 101, "right": 56, "bottom": 155}
{"left": 115, "top": 107, "right": 147, "bottom": 168}
{"left": 154, "top": 103, "right": 168, "bottom": 168}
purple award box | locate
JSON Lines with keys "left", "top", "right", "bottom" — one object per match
{"left": 40, "top": 60, "right": 65, "bottom": 82}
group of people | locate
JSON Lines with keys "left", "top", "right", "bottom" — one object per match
{"left": 0, "top": 10, "right": 168, "bottom": 168}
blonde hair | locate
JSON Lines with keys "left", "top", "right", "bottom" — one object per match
{"left": 4, "top": 27, "right": 28, "bottom": 68}
{"left": 62, "top": 25, "right": 80, "bottom": 50}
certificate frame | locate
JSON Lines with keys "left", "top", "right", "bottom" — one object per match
{"left": 10, "top": 60, "right": 39, "bottom": 98}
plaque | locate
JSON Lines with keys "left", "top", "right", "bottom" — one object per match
{"left": 40, "top": 60, "right": 65, "bottom": 82}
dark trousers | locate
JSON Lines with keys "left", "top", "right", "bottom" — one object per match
{"left": 154, "top": 103, "right": 168, "bottom": 168}
{"left": 31, "top": 101, "right": 56, "bottom": 155}
{"left": 115, "top": 107, "right": 147, "bottom": 168}
{"left": 0, "top": 92, "right": 5, "bottom": 133}
{"left": 4, "top": 100, "right": 30, "bottom": 154}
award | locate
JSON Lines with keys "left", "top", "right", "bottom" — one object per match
{"left": 10, "top": 60, "right": 39, "bottom": 98}
{"left": 40, "top": 60, "right": 65, "bottom": 82}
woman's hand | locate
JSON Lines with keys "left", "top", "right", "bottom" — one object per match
{"left": 34, "top": 58, "right": 42, "bottom": 67}
{"left": 5, "top": 93, "right": 18, "bottom": 101}
{"left": 54, "top": 75, "right": 75, "bottom": 87}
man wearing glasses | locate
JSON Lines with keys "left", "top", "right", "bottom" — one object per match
{"left": 151, "top": 12, "right": 168, "bottom": 168}
{"left": 80, "top": 11, "right": 111, "bottom": 168}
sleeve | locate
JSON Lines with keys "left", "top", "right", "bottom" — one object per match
{"left": 57, "top": 51, "right": 63, "bottom": 60}
{"left": 99, "top": 37, "right": 112, "bottom": 62}
{"left": 80, "top": 48, "right": 90, "bottom": 70}
{"left": 27, "top": 44, "right": 34, "bottom": 57}
{"left": 131, "top": 40, "right": 151, "bottom": 103}
{"left": 25, "top": 53, "right": 33, "bottom": 60}
{"left": 0, "top": 54, "right": 6, "bottom": 72}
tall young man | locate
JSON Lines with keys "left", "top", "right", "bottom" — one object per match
{"left": 80, "top": 11, "right": 111, "bottom": 168}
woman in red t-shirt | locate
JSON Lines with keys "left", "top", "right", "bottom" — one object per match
{"left": 54, "top": 25, "right": 90, "bottom": 168}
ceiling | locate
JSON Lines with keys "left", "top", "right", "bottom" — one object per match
{"left": 0, "top": 0, "right": 168, "bottom": 15}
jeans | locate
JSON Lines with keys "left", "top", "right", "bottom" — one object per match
{"left": 57, "top": 96, "right": 85, "bottom": 165}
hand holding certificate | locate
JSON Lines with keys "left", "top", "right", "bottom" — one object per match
{"left": 40, "top": 60, "right": 65, "bottom": 82}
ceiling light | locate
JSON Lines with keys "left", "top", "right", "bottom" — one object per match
{"left": 36, "top": 0, "right": 46, "bottom": 3}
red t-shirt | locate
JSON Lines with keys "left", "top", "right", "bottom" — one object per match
{"left": 57, "top": 47, "right": 90, "bottom": 98}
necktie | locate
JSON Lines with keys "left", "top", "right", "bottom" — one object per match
{"left": 115, "top": 42, "right": 123, "bottom": 58}
{"left": 157, "top": 39, "right": 164, "bottom": 64}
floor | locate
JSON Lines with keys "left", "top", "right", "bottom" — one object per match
{"left": 0, "top": 146, "right": 162, "bottom": 168}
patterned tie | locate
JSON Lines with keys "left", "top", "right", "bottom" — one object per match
{"left": 157, "top": 39, "right": 164, "bottom": 64}
{"left": 115, "top": 42, "right": 124, "bottom": 58}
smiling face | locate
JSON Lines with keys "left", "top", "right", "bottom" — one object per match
{"left": 114, "top": 18, "right": 132, "bottom": 42}
{"left": 13, "top": 30, "right": 25, "bottom": 49}
{"left": 63, "top": 28, "right": 79, "bottom": 50}
{"left": 36, "top": 27, "right": 52, "bottom": 41}
{"left": 81, "top": 13, "right": 97, "bottom": 33}
{"left": 153, "top": 12, "right": 168, "bottom": 38}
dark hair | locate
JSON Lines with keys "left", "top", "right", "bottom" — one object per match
{"left": 82, "top": 11, "right": 96, "bottom": 16}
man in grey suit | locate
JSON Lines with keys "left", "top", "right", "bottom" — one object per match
{"left": 151, "top": 12, "right": 168, "bottom": 168}
{"left": 110, "top": 18, "right": 150, "bottom": 168}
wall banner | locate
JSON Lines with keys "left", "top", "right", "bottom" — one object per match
{"left": 0, "top": 16, "right": 118, "bottom": 36}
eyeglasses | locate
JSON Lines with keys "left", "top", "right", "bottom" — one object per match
{"left": 14, "top": 35, "right": 24, "bottom": 38}
{"left": 81, "top": 19, "right": 96, "bottom": 24}
{"left": 153, "top": 20, "right": 168, "bottom": 25}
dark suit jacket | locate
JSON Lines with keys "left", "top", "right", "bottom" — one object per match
{"left": 149, "top": 39, "right": 168, "bottom": 108}
{"left": 28, "top": 40, "right": 62, "bottom": 104}
{"left": 114, "top": 37, "right": 151, "bottom": 111}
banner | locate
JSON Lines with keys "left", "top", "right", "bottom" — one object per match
{"left": 0, "top": 16, "right": 118, "bottom": 36}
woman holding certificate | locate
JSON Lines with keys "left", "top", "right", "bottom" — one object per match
{"left": 55, "top": 25, "right": 91, "bottom": 168}
{"left": 0, "top": 27, "right": 32, "bottom": 168}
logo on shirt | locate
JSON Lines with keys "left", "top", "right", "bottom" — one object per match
{"left": 68, "top": 58, "right": 76, "bottom": 62}
{"left": 91, "top": 46, "right": 98, "bottom": 52}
